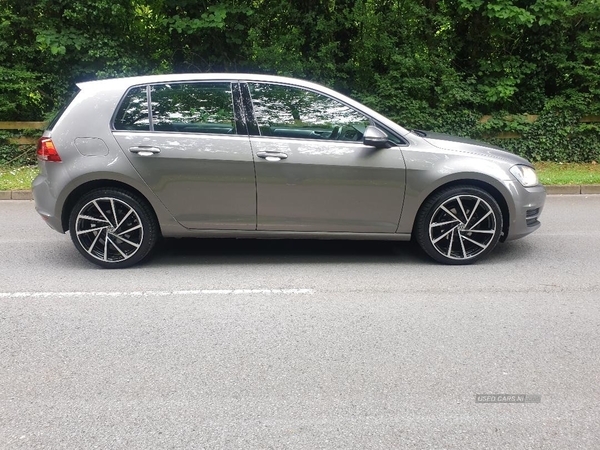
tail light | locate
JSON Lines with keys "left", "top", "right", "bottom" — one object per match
{"left": 37, "top": 137, "right": 62, "bottom": 162}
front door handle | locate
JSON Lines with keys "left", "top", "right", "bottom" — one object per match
{"left": 129, "top": 146, "right": 161, "bottom": 156}
{"left": 256, "top": 151, "right": 288, "bottom": 162}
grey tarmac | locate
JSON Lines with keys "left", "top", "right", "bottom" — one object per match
{"left": 0, "top": 196, "right": 599, "bottom": 449}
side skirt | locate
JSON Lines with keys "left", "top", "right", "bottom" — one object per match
{"left": 162, "top": 229, "right": 412, "bottom": 241}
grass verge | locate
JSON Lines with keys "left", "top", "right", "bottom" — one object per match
{"left": 0, "top": 165, "right": 39, "bottom": 191}
{"left": 1, "top": 162, "right": 600, "bottom": 191}
{"left": 534, "top": 162, "right": 600, "bottom": 185}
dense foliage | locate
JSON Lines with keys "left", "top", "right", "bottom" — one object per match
{"left": 1, "top": 0, "right": 599, "bottom": 162}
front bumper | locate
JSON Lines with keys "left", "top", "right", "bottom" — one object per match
{"left": 504, "top": 182, "right": 546, "bottom": 241}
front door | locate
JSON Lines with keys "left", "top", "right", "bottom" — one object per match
{"left": 244, "top": 82, "right": 406, "bottom": 233}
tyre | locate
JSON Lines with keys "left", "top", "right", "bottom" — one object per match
{"left": 415, "top": 185, "right": 503, "bottom": 265}
{"left": 68, "top": 188, "right": 159, "bottom": 268}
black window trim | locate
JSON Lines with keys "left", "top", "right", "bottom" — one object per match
{"left": 240, "top": 82, "right": 260, "bottom": 136}
{"left": 146, "top": 85, "right": 153, "bottom": 131}
{"left": 231, "top": 82, "right": 248, "bottom": 136}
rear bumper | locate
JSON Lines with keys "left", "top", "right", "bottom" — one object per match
{"left": 32, "top": 174, "right": 64, "bottom": 233}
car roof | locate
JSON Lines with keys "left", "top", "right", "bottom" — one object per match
{"left": 77, "top": 73, "right": 328, "bottom": 91}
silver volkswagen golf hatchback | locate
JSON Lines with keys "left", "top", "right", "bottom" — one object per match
{"left": 33, "top": 73, "right": 546, "bottom": 268}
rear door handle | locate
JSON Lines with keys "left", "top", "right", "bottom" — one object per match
{"left": 129, "top": 146, "right": 161, "bottom": 156}
{"left": 256, "top": 151, "right": 288, "bottom": 161}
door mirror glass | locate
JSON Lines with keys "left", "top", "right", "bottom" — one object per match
{"left": 363, "top": 126, "right": 390, "bottom": 148}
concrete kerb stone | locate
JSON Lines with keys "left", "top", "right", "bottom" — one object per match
{"left": 0, "top": 191, "right": 11, "bottom": 200}
{"left": 11, "top": 190, "right": 33, "bottom": 200}
{"left": 581, "top": 185, "right": 600, "bottom": 194}
{"left": 544, "top": 185, "right": 581, "bottom": 195}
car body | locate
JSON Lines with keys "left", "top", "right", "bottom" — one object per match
{"left": 33, "top": 73, "right": 546, "bottom": 268}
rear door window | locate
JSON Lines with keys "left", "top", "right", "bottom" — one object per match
{"left": 150, "top": 82, "right": 236, "bottom": 134}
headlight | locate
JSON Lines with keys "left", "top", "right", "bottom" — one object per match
{"left": 510, "top": 165, "right": 539, "bottom": 187}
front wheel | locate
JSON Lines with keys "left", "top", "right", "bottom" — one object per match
{"left": 68, "top": 188, "right": 159, "bottom": 268}
{"left": 415, "top": 186, "right": 503, "bottom": 265}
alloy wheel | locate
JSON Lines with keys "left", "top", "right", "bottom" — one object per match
{"left": 428, "top": 194, "right": 497, "bottom": 261}
{"left": 74, "top": 197, "right": 144, "bottom": 263}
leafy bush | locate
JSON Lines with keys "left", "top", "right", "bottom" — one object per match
{"left": 473, "top": 94, "right": 600, "bottom": 162}
{"left": 0, "top": 144, "right": 36, "bottom": 167}
{"left": 0, "top": 0, "right": 597, "bottom": 162}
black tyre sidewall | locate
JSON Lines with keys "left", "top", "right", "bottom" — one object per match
{"left": 415, "top": 186, "right": 503, "bottom": 265}
{"left": 68, "top": 188, "right": 159, "bottom": 269}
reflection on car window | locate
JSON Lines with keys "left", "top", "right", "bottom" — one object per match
{"left": 150, "top": 82, "right": 236, "bottom": 134}
{"left": 114, "top": 86, "right": 150, "bottom": 131}
{"left": 248, "top": 83, "right": 370, "bottom": 141}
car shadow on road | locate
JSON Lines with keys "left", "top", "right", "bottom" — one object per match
{"left": 41, "top": 236, "right": 537, "bottom": 270}
{"left": 150, "top": 238, "right": 431, "bottom": 267}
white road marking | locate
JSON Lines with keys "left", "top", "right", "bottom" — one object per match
{"left": 0, "top": 288, "right": 314, "bottom": 299}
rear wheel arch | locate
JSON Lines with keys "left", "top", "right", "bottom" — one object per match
{"left": 61, "top": 180, "right": 161, "bottom": 235}
{"left": 67, "top": 187, "right": 160, "bottom": 268}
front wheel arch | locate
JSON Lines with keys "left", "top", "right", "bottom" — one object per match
{"left": 413, "top": 184, "right": 505, "bottom": 264}
{"left": 413, "top": 179, "right": 510, "bottom": 243}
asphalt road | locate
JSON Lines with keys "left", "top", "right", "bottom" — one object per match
{"left": 1, "top": 196, "right": 599, "bottom": 449}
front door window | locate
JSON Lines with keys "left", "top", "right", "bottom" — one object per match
{"left": 247, "top": 83, "right": 371, "bottom": 141}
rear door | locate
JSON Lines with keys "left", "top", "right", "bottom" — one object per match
{"left": 243, "top": 82, "right": 406, "bottom": 233}
{"left": 112, "top": 81, "right": 256, "bottom": 230}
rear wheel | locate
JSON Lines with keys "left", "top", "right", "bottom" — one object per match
{"left": 415, "top": 186, "right": 503, "bottom": 265}
{"left": 68, "top": 188, "right": 159, "bottom": 268}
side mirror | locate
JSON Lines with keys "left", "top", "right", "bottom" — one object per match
{"left": 363, "top": 126, "right": 391, "bottom": 148}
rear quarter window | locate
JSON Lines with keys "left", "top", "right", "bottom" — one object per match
{"left": 113, "top": 86, "right": 150, "bottom": 131}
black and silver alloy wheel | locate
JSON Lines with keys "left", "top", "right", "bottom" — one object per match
{"left": 69, "top": 189, "right": 158, "bottom": 268}
{"left": 416, "top": 186, "right": 503, "bottom": 264}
